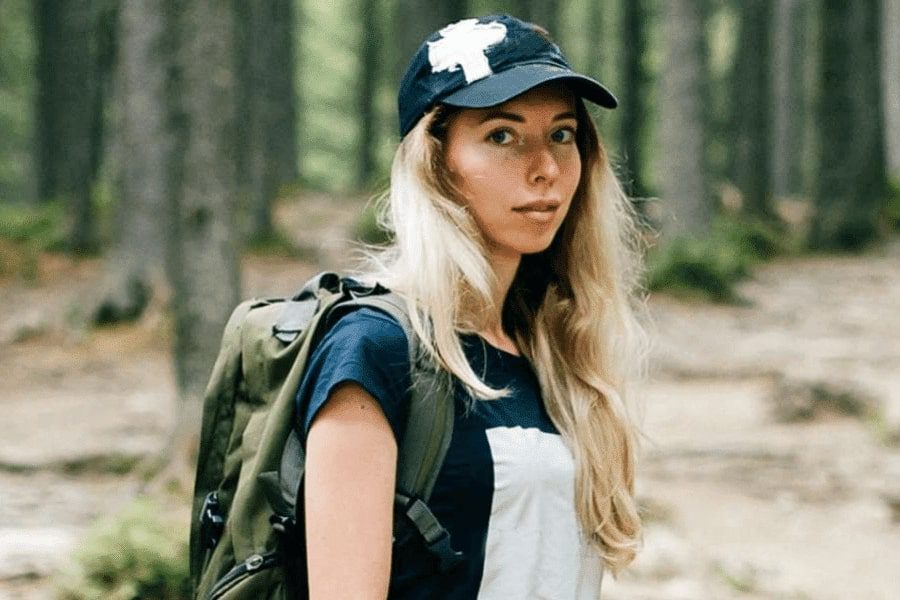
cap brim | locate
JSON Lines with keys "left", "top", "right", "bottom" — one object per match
{"left": 441, "top": 63, "right": 618, "bottom": 110}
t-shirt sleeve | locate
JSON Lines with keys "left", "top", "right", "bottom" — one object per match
{"left": 295, "top": 306, "right": 411, "bottom": 443}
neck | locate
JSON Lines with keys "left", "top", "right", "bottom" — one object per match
{"left": 480, "top": 250, "right": 520, "bottom": 348}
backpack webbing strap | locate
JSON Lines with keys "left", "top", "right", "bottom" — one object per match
{"left": 395, "top": 492, "right": 464, "bottom": 572}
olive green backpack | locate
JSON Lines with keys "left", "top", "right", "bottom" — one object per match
{"left": 189, "top": 273, "right": 462, "bottom": 599}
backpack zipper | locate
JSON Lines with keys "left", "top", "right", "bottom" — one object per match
{"left": 206, "top": 551, "right": 279, "bottom": 600}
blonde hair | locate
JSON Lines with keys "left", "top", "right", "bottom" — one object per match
{"left": 359, "top": 100, "right": 647, "bottom": 574}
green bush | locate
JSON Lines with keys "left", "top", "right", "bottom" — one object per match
{"left": 646, "top": 216, "right": 786, "bottom": 302}
{"left": 54, "top": 497, "right": 191, "bottom": 600}
{"left": 353, "top": 199, "right": 393, "bottom": 246}
{"left": 0, "top": 201, "right": 67, "bottom": 250}
{"left": 886, "top": 176, "right": 900, "bottom": 230}
{"left": 0, "top": 202, "right": 68, "bottom": 280}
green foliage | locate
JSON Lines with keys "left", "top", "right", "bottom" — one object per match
{"left": 646, "top": 216, "right": 786, "bottom": 302}
{"left": 246, "top": 228, "right": 313, "bottom": 260}
{"left": 886, "top": 176, "right": 900, "bottom": 230}
{"left": 353, "top": 199, "right": 392, "bottom": 245}
{"left": 0, "top": 202, "right": 67, "bottom": 246}
{"left": 0, "top": 202, "right": 68, "bottom": 279}
{"left": 54, "top": 497, "right": 191, "bottom": 600}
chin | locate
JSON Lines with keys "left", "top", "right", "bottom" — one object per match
{"left": 502, "top": 235, "right": 557, "bottom": 258}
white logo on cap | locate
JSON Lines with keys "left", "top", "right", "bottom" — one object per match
{"left": 427, "top": 19, "right": 507, "bottom": 84}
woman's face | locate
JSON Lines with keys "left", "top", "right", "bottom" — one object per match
{"left": 443, "top": 84, "right": 581, "bottom": 264}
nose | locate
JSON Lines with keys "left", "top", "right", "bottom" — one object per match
{"left": 528, "top": 145, "right": 560, "bottom": 186}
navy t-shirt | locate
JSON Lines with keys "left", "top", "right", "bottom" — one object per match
{"left": 295, "top": 308, "right": 604, "bottom": 599}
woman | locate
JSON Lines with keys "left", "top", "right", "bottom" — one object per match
{"left": 298, "top": 14, "right": 646, "bottom": 599}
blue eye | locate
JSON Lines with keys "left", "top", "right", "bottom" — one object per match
{"left": 551, "top": 127, "right": 576, "bottom": 143}
{"left": 487, "top": 129, "right": 515, "bottom": 145}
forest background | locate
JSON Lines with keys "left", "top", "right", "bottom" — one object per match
{"left": 0, "top": 0, "right": 899, "bottom": 598}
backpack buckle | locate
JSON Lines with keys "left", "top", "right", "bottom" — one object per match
{"left": 199, "top": 492, "right": 225, "bottom": 550}
{"left": 268, "top": 513, "right": 297, "bottom": 537}
{"left": 426, "top": 530, "right": 465, "bottom": 573}
{"left": 402, "top": 496, "right": 464, "bottom": 573}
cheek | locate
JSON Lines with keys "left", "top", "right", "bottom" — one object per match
{"left": 449, "top": 151, "right": 516, "bottom": 209}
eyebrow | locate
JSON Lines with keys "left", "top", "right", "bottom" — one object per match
{"left": 478, "top": 110, "right": 578, "bottom": 124}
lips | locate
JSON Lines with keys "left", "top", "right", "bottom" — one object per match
{"left": 512, "top": 199, "right": 561, "bottom": 224}
{"left": 512, "top": 199, "right": 560, "bottom": 213}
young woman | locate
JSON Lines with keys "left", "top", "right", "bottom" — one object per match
{"left": 298, "top": 14, "right": 646, "bottom": 599}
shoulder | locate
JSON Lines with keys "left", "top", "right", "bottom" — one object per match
{"left": 298, "top": 305, "right": 413, "bottom": 440}
{"left": 322, "top": 306, "right": 409, "bottom": 358}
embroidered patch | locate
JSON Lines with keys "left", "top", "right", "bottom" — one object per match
{"left": 427, "top": 19, "right": 508, "bottom": 84}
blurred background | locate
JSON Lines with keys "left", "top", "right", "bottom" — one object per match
{"left": 0, "top": 0, "right": 898, "bottom": 598}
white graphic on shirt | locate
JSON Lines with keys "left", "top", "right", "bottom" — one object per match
{"left": 477, "top": 427, "right": 604, "bottom": 599}
{"left": 427, "top": 19, "right": 507, "bottom": 84}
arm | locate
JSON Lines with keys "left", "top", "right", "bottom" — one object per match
{"left": 304, "top": 381, "right": 398, "bottom": 600}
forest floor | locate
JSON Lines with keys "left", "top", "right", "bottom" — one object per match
{"left": 0, "top": 196, "right": 898, "bottom": 600}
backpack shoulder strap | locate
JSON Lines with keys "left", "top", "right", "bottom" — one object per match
{"left": 337, "top": 293, "right": 454, "bottom": 502}
{"left": 325, "top": 292, "right": 462, "bottom": 572}
{"left": 281, "top": 290, "right": 453, "bottom": 503}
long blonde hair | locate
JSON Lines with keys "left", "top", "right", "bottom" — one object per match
{"left": 360, "top": 99, "right": 647, "bottom": 574}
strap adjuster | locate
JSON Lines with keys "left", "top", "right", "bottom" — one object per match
{"left": 199, "top": 492, "right": 225, "bottom": 550}
{"left": 402, "top": 496, "right": 464, "bottom": 573}
{"left": 269, "top": 513, "right": 297, "bottom": 536}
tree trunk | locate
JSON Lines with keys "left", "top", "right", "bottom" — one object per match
{"left": 164, "top": 0, "right": 241, "bottom": 465}
{"left": 443, "top": 0, "right": 469, "bottom": 23}
{"left": 731, "top": 0, "right": 773, "bottom": 219}
{"left": 515, "top": 0, "right": 559, "bottom": 33}
{"left": 884, "top": 0, "right": 900, "bottom": 177}
{"left": 0, "top": 0, "right": 34, "bottom": 202}
{"left": 33, "top": 0, "right": 107, "bottom": 251}
{"left": 659, "top": 0, "right": 710, "bottom": 237}
{"left": 357, "top": 0, "right": 379, "bottom": 188}
{"left": 235, "top": 0, "right": 299, "bottom": 242}
{"left": 92, "top": 0, "right": 170, "bottom": 325}
{"left": 395, "top": 0, "right": 435, "bottom": 85}
{"left": 584, "top": 0, "right": 607, "bottom": 83}
{"left": 393, "top": 0, "right": 469, "bottom": 86}
{"left": 810, "top": 0, "right": 886, "bottom": 249}
{"left": 771, "top": 0, "right": 808, "bottom": 199}
{"left": 619, "top": 0, "right": 651, "bottom": 201}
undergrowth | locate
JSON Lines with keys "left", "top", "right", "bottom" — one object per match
{"left": 0, "top": 201, "right": 67, "bottom": 280}
{"left": 353, "top": 199, "right": 392, "bottom": 246}
{"left": 53, "top": 497, "right": 191, "bottom": 600}
{"left": 646, "top": 216, "right": 788, "bottom": 302}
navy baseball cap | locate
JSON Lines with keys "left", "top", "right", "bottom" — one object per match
{"left": 398, "top": 14, "right": 618, "bottom": 137}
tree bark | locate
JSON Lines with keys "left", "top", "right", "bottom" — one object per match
{"left": 584, "top": 0, "right": 607, "bottom": 83}
{"left": 515, "top": 0, "right": 560, "bottom": 34}
{"left": 33, "top": 0, "right": 107, "bottom": 251}
{"left": 234, "top": 0, "right": 299, "bottom": 241}
{"left": 164, "top": 0, "right": 241, "bottom": 462}
{"left": 731, "top": 0, "right": 774, "bottom": 219}
{"left": 810, "top": 0, "right": 886, "bottom": 249}
{"left": 0, "top": 0, "right": 34, "bottom": 202}
{"left": 393, "top": 0, "right": 469, "bottom": 86}
{"left": 357, "top": 0, "right": 379, "bottom": 188}
{"left": 771, "top": 0, "right": 808, "bottom": 199}
{"left": 884, "top": 0, "right": 900, "bottom": 177}
{"left": 92, "top": 0, "right": 170, "bottom": 325}
{"left": 659, "top": 0, "right": 710, "bottom": 237}
{"left": 619, "top": 0, "right": 651, "bottom": 200}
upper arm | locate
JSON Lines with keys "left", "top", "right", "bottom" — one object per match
{"left": 304, "top": 382, "right": 397, "bottom": 600}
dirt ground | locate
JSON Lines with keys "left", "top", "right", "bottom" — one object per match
{"left": 0, "top": 202, "right": 898, "bottom": 599}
